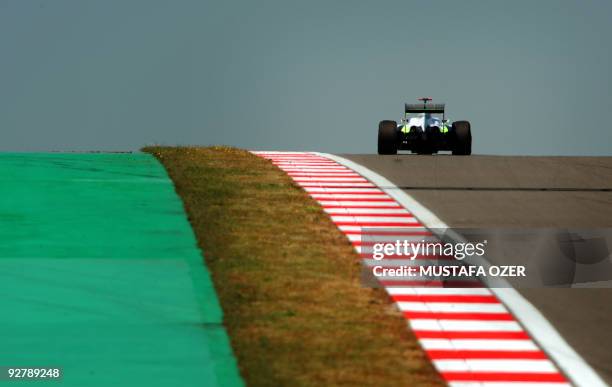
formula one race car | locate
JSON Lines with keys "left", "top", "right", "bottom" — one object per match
{"left": 378, "top": 98, "right": 472, "bottom": 155}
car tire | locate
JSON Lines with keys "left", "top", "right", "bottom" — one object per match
{"left": 452, "top": 121, "right": 472, "bottom": 155}
{"left": 378, "top": 120, "right": 398, "bottom": 155}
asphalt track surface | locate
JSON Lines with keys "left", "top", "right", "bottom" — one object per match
{"left": 341, "top": 154, "right": 612, "bottom": 386}
{"left": 258, "top": 152, "right": 577, "bottom": 386}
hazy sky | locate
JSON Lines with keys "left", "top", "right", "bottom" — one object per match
{"left": 2, "top": 0, "right": 611, "bottom": 155}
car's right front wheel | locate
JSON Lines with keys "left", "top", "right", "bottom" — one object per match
{"left": 452, "top": 121, "right": 472, "bottom": 155}
{"left": 378, "top": 120, "right": 398, "bottom": 155}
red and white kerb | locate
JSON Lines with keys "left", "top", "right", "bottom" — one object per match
{"left": 254, "top": 151, "right": 570, "bottom": 387}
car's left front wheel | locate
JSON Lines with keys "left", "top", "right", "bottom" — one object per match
{"left": 378, "top": 120, "right": 398, "bottom": 155}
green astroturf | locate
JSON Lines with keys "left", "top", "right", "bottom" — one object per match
{"left": 0, "top": 153, "right": 242, "bottom": 386}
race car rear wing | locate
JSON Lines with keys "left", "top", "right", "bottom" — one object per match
{"left": 405, "top": 103, "right": 445, "bottom": 114}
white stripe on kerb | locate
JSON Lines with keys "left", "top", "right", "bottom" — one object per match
{"left": 324, "top": 208, "right": 411, "bottom": 215}
{"left": 387, "top": 287, "right": 493, "bottom": 296}
{"left": 318, "top": 200, "right": 400, "bottom": 207}
{"left": 329, "top": 216, "right": 416, "bottom": 223}
{"left": 281, "top": 168, "right": 352, "bottom": 172}
{"left": 420, "top": 339, "right": 538, "bottom": 351}
{"left": 409, "top": 319, "right": 524, "bottom": 332}
{"left": 304, "top": 187, "right": 384, "bottom": 193}
{"left": 396, "top": 302, "right": 507, "bottom": 314}
{"left": 434, "top": 359, "right": 557, "bottom": 373}
{"left": 449, "top": 382, "right": 571, "bottom": 387}
{"left": 292, "top": 177, "right": 368, "bottom": 182}
{"left": 311, "top": 194, "right": 391, "bottom": 200}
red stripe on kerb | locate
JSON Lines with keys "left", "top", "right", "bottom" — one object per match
{"left": 274, "top": 162, "right": 339, "bottom": 166}
{"left": 274, "top": 162, "right": 337, "bottom": 164}
{"left": 287, "top": 173, "right": 362, "bottom": 177}
{"left": 346, "top": 230, "right": 431, "bottom": 235}
{"left": 427, "top": 349, "right": 548, "bottom": 359}
{"left": 339, "top": 213, "right": 415, "bottom": 218}
{"left": 413, "top": 331, "right": 531, "bottom": 340}
{"left": 301, "top": 185, "right": 376, "bottom": 189}
{"left": 314, "top": 198, "right": 397, "bottom": 202}
{"left": 333, "top": 222, "right": 420, "bottom": 227}
{"left": 322, "top": 205, "right": 403, "bottom": 210}
{"left": 302, "top": 187, "right": 383, "bottom": 192}
{"left": 301, "top": 185, "right": 377, "bottom": 189}
{"left": 361, "top": 253, "right": 455, "bottom": 260}
{"left": 391, "top": 295, "right": 500, "bottom": 303}
{"left": 293, "top": 178, "right": 368, "bottom": 181}
{"left": 378, "top": 280, "right": 481, "bottom": 287}
{"left": 440, "top": 371, "right": 566, "bottom": 383}
{"left": 325, "top": 211, "right": 411, "bottom": 216}
{"left": 403, "top": 311, "right": 515, "bottom": 321}
{"left": 265, "top": 156, "right": 324, "bottom": 159}
{"left": 310, "top": 191, "right": 387, "bottom": 195}
{"left": 268, "top": 159, "right": 328, "bottom": 162}
{"left": 379, "top": 280, "right": 484, "bottom": 288}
